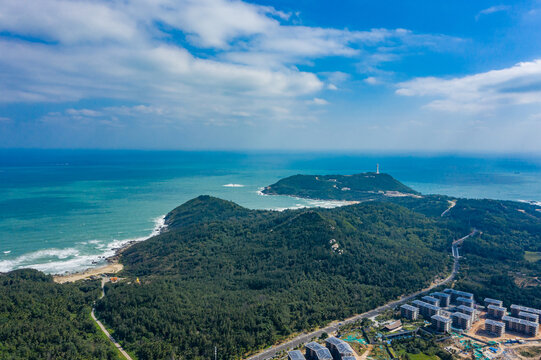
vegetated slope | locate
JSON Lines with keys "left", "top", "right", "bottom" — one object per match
{"left": 95, "top": 197, "right": 454, "bottom": 360}
{"left": 262, "top": 173, "right": 418, "bottom": 200}
{"left": 264, "top": 172, "right": 541, "bottom": 310}
{"left": 0, "top": 269, "right": 122, "bottom": 360}
{"left": 447, "top": 199, "right": 541, "bottom": 308}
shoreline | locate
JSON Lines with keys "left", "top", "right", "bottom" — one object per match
{"left": 53, "top": 217, "right": 167, "bottom": 283}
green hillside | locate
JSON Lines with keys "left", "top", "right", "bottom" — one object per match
{"left": 95, "top": 197, "right": 453, "bottom": 359}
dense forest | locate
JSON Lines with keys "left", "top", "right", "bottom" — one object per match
{"left": 0, "top": 269, "right": 121, "bottom": 360}
{"left": 95, "top": 196, "right": 454, "bottom": 359}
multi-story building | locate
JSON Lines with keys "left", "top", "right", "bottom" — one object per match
{"left": 502, "top": 316, "right": 539, "bottom": 337}
{"left": 431, "top": 315, "right": 451, "bottom": 333}
{"left": 412, "top": 300, "right": 441, "bottom": 319}
{"left": 510, "top": 305, "right": 541, "bottom": 322}
{"left": 325, "top": 337, "right": 354, "bottom": 360}
{"left": 430, "top": 292, "right": 451, "bottom": 307}
{"left": 518, "top": 311, "right": 540, "bottom": 324}
{"left": 444, "top": 289, "right": 474, "bottom": 304}
{"left": 289, "top": 350, "right": 307, "bottom": 360}
{"left": 306, "top": 342, "right": 333, "bottom": 360}
{"left": 400, "top": 304, "right": 419, "bottom": 321}
{"left": 485, "top": 319, "right": 505, "bottom": 337}
{"left": 487, "top": 304, "right": 507, "bottom": 320}
{"left": 422, "top": 296, "right": 440, "bottom": 307}
{"left": 457, "top": 305, "right": 477, "bottom": 321}
{"left": 484, "top": 298, "right": 503, "bottom": 308}
{"left": 451, "top": 312, "right": 472, "bottom": 330}
{"left": 456, "top": 296, "right": 475, "bottom": 308}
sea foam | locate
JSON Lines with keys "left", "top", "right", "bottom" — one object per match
{"left": 223, "top": 184, "right": 245, "bottom": 187}
{"left": 0, "top": 215, "right": 166, "bottom": 275}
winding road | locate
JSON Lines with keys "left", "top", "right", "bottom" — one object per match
{"left": 91, "top": 278, "right": 134, "bottom": 360}
{"left": 245, "top": 230, "right": 475, "bottom": 360}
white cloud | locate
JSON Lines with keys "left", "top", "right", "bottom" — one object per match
{"left": 396, "top": 59, "right": 541, "bottom": 113}
{"left": 0, "top": 0, "right": 462, "bottom": 128}
{"left": 476, "top": 5, "right": 511, "bottom": 20}
{"left": 364, "top": 77, "right": 379, "bottom": 85}
{"left": 310, "top": 98, "right": 329, "bottom": 105}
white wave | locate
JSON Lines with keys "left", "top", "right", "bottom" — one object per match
{"left": 518, "top": 199, "right": 541, "bottom": 207}
{"left": 0, "top": 214, "right": 167, "bottom": 275}
{"left": 223, "top": 183, "right": 245, "bottom": 187}
{"left": 3, "top": 251, "right": 10, "bottom": 254}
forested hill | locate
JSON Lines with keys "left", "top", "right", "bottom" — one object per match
{"left": 261, "top": 172, "right": 419, "bottom": 200}
{"left": 263, "top": 173, "right": 541, "bottom": 328}
{"left": 95, "top": 196, "right": 454, "bottom": 359}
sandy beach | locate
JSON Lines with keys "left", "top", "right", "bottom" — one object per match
{"left": 53, "top": 262, "right": 124, "bottom": 283}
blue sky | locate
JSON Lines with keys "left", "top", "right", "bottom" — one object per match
{"left": 0, "top": 0, "right": 540, "bottom": 152}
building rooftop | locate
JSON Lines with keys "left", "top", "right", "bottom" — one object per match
{"left": 444, "top": 289, "right": 474, "bottom": 298}
{"left": 452, "top": 312, "right": 472, "bottom": 321}
{"left": 422, "top": 295, "right": 439, "bottom": 303}
{"left": 485, "top": 319, "right": 505, "bottom": 327}
{"left": 511, "top": 304, "right": 541, "bottom": 316}
{"left": 430, "top": 292, "right": 450, "bottom": 298}
{"left": 412, "top": 300, "right": 440, "bottom": 311}
{"left": 401, "top": 304, "right": 419, "bottom": 312}
{"left": 518, "top": 311, "right": 540, "bottom": 320}
{"left": 457, "top": 305, "right": 475, "bottom": 313}
{"left": 431, "top": 315, "right": 451, "bottom": 323}
{"left": 306, "top": 342, "right": 326, "bottom": 351}
{"left": 487, "top": 304, "right": 506, "bottom": 312}
{"left": 289, "top": 350, "right": 306, "bottom": 360}
{"left": 384, "top": 320, "right": 402, "bottom": 331}
{"left": 456, "top": 296, "right": 474, "bottom": 304}
{"left": 502, "top": 316, "right": 539, "bottom": 327}
{"left": 484, "top": 298, "right": 502, "bottom": 304}
{"left": 325, "top": 337, "right": 353, "bottom": 354}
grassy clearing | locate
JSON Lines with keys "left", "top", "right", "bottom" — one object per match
{"left": 524, "top": 251, "right": 541, "bottom": 263}
{"left": 518, "top": 346, "right": 541, "bottom": 358}
{"left": 406, "top": 353, "right": 440, "bottom": 360}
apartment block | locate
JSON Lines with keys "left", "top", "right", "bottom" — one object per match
{"left": 400, "top": 304, "right": 419, "bottom": 321}
{"left": 289, "top": 350, "right": 307, "bottom": 360}
{"left": 422, "top": 296, "right": 440, "bottom": 307}
{"left": 306, "top": 342, "right": 333, "bottom": 360}
{"left": 412, "top": 300, "right": 441, "bottom": 319}
{"left": 431, "top": 315, "right": 451, "bottom": 333}
{"left": 430, "top": 292, "right": 451, "bottom": 307}
{"left": 456, "top": 296, "right": 475, "bottom": 308}
{"left": 510, "top": 305, "right": 541, "bottom": 323}
{"left": 485, "top": 319, "right": 505, "bottom": 337}
{"left": 487, "top": 304, "right": 507, "bottom": 320}
{"left": 451, "top": 312, "right": 472, "bottom": 330}
{"left": 502, "top": 316, "right": 539, "bottom": 337}
{"left": 457, "top": 305, "right": 477, "bottom": 321}
{"left": 325, "top": 337, "right": 354, "bottom": 360}
{"left": 444, "top": 289, "right": 474, "bottom": 304}
{"left": 518, "top": 311, "right": 539, "bottom": 324}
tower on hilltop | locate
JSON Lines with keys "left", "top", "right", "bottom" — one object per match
{"left": 376, "top": 163, "right": 380, "bottom": 174}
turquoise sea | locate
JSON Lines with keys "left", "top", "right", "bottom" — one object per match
{"left": 1, "top": 150, "right": 541, "bottom": 274}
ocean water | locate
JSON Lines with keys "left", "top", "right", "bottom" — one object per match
{"left": 1, "top": 150, "right": 540, "bottom": 274}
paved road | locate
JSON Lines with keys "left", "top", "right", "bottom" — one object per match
{"left": 91, "top": 278, "right": 134, "bottom": 360}
{"left": 245, "top": 231, "right": 472, "bottom": 360}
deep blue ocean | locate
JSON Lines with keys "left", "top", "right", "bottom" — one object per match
{"left": 1, "top": 150, "right": 541, "bottom": 274}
